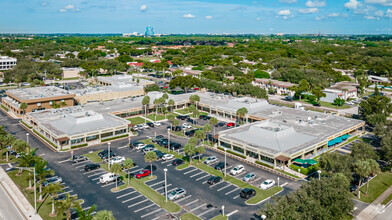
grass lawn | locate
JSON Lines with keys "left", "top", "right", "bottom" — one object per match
{"left": 300, "top": 98, "right": 351, "bottom": 109}
{"left": 211, "top": 215, "right": 228, "bottom": 220}
{"left": 82, "top": 150, "right": 103, "bottom": 163}
{"left": 0, "top": 157, "right": 17, "bottom": 164}
{"left": 147, "top": 113, "right": 173, "bottom": 121}
{"left": 181, "top": 213, "right": 201, "bottom": 220}
{"left": 8, "top": 170, "right": 66, "bottom": 219}
{"left": 359, "top": 172, "right": 392, "bottom": 203}
{"left": 127, "top": 116, "right": 148, "bottom": 125}
{"left": 171, "top": 130, "right": 186, "bottom": 137}
{"left": 133, "top": 56, "right": 159, "bottom": 62}
{"left": 382, "top": 192, "right": 392, "bottom": 205}
{"left": 176, "top": 108, "right": 191, "bottom": 114}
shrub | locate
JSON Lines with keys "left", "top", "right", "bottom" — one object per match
{"left": 101, "top": 134, "right": 128, "bottom": 142}
{"left": 1, "top": 104, "right": 9, "bottom": 112}
{"left": 289, "top": 164, "right": 319, "bottom": 175}
{"left": 217, "top": 147, "right": 246, "bottom": 159}
{"left": 254, "top": 70, "right": 270, "bottom": 79}
{"left": 71, "top": 143, "right": 88, "bottom": 149}
{"left": 20, "top": 120, "right": 32, "bottom": 129}
{"left": 255, "top": 160, "right": 274, "bottom": 169}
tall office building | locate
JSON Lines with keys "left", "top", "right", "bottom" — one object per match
{"left": 0, "top": 56, "right": 17, "bottom": 70}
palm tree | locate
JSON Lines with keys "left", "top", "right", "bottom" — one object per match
{"left": 203, "top": 124, "right": 211, "bottom": 141}
{"left": 44, "top": 182, "right": 64, "bottom": 217}
{"left": 123, "top": 158, "right": 134, "bottom": 187}
{"left": 13, "top": 139, "right": 30, "bottom": 154}
{"left": 236, "top": 107, "right": 248, "bottom": 125}
{"left": 209, "top": 117, "right": 218, "bottom": 135}
{"left": 17, "top": 150, "right": 37, "bottom": 188}
{"left": 184, "top": 144, "right": 196, "bottom": 165}
{"left": 196, "top": 146, "right": 205, "bottom": 163}
{"left": 194, "top": 130, "right": 206, "bottom": 145}
{"left": 153, "top": 98, "right": 159, "bottom": 116}
{"left": 189, "top": 94, "right": 200, "bottom": 110}
{"left": 56, "top": 194, "right": 80, "bottom": 220}
{"left": 168, "top": 99, "right": 175, "bottom": 112}
{"left": 35, "top": 159, "right": 54, "bottom": 201}
{"left": 167, "top": 115, "right": 175, "bottom": 131}
{"left": 366, "top": 159, "right": 381, "bottom": 195}
{"left": 76, "top": 204, "right": 96, "bottom": 220}
{"left": 92, "top": 210, "right": 115, "bottom": 220}
{"left": 20, "top": 102, "right": 28, "bottom": 114}
{"left": 144, "top": 152, "right": 157, "bottom": 177}
{"left": 0, "top": 135, "right": 15, "bottom": 161}
{"left": 142, "top": 96, "right": 150, "bottom": 124}
{"left": 354, "top": 160, "right": 371, "bottom": 198}
{"left": 110, "top": 163, "right": 122, "bottom": 189}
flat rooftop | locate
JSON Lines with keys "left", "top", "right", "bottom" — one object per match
{"left": 28, "top": 107, "right": 130, "bottom": 136}
{"left": 70, "top": 85, "right": 143, "bottom": 96}
{"left": 97, "top": 75, "right": 153, "bottom": 86}
{"left": 7, "top": 86, "right": 72, "bottom": 101}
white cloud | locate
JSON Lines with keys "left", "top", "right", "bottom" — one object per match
{"left": 365, "top": 0, "right": 392, "bottom": 6}
{"left": 182, "top": 13, "right": 195, "bottom": 18}
{"left": 279, "top": 0, "right": 297, "bottom": 3}
{"left": 315, "top": 16, "right": 322, "bottom": 20}
{"left": 375, "top": 10, "right": 385, "bottom": 17}
{"left": 140, "top": 5, "right": 147, "bottom": 11}
{"left": 344, "top": 0, "right": 361, "bottom": 9}
{"left": 40, "top": 2, "right": 48, "bottom": 7}
{"left": 59, "top": 4, "right": 80, "bottom": 13}
{"left": 328, "top": 13, "right": 340, "bottom": 17}
{"left": 278, "top": 9, "right": 291, "bottom": 15}
{"left": 305, "top": 0, "right": 326, "bottom": 7}
{"left": 364, "top": 15, "right": 377, "bottom": 19}
{"left": 283, "top": 16, "right": 288, "bottom": 19}
{"left": 256, "top": 17, "right": 261, "bottom": 20}
{"left": 205, "top": 15, "right": 213, "bottom": 19}
{"left": 298, "top": 8, "right": 319, "bottom": 13}
{"left": 386, "top": 9, "right": 392, "bottom": 18}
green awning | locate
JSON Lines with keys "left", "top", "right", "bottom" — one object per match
{"left": 293, "top": 158, "right": 318, "bottom": 165}
{"left": 293, "top": 158, "right": 305, "bottom": 164}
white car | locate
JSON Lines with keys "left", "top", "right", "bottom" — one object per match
{"left": 135, "top": 143, "right": 147, "bottom": 150}
{"left": 182, "top": 123, "right": 192, "bottom": 129}
{"left": 259, "top": 179, "right": 275, "bottom": 190}
{"left": 109, "top": 156, "right": 125, "bottom": 165}
{"left": 162, "top": 154, "right": 174, "bottom": 161}
{"left": 134, "top": 124, "right": 144, "bottom": 130}
{"left": 230, "top": 165, "right": 245, "bottom": 176}
{"left": 142, "top": 124, "right": 149, "bottom": 129}
{"left": 204, "top": 156, "right": 218, "bottom": 165}
{"left": 99, "top": 173, "right": 120, "bottom": 184}
{"left": 153, "top": 121, "right": 161, "bottom": 127}
{"left": 168, "top": 188, "right": 186, "bottom": 201}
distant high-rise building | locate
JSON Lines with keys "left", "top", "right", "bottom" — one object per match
{"left": 145, "top": 26, "right": 154, "bottom": 37}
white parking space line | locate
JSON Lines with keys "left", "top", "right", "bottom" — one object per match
{"left": 227, "top": 210, "right": 239, "bottom": 216}
{"left": 116, "top": 190, "right": 137, "bottom": 199}
{"left": 58, "top": 159, "right": 70, "bottom": 164}
{"left": 233, "top": 195, "right": 240, "bottom": 199}
{"left": 128, "top": 199, "right": 149, "bottom": 208}
{"left": 162, "top": 187, "right": 178, "bottom": 195}
{"left": 101, "top": 181, "right": 118, "bottom": 188}
{"left": 122, "top": 194, "right": 143, "bottom": 203}
{"left": 141, "top": 208, "right": 162, "bottom": 218}
{"left": 175, "top": 195, "right": 191, "bottom": 203}
{"left": 252, "top": 177, "right": 262, "bottom": 183}
{"left": 148, "top": 180, "right": 164, "bottom": 188}
{"left": 118, "top": 145, "right": 128, "bottom": 149}
{"left": 166, "top": 164, "right": 172, "bottom": 167}
{"left": 38, "top": 154, "right": 45, "bottom": 156}
{"left": 75, "top": 163, "right": 90, "bottom": 168}
{"left": 209, "top": 181, "right": 224, "bottom": 188}
{"left": 224, "top": 165, "right": 233, "bottom": 171}
{"left": 134, "top": 203, "right": 155, "bottom": 213}
{"left": 178, "top": 166, "right": 192, "bottom": 171}
{"left": 184, "top": 169, "right": 198, "bottom": 175}
{"left": 196, "top": 174, "right": 210, "bottom": 181}
{"left": 190, "top": 171, "right": 204, "bottom": 178}
{"left": 125, "top": 166, "right": 140, "bottom": 172}
{"left": 84, "top": 169, "right": 104, "bottom": 175}
{"left": 197, "top": 208, "right": 216, "bottom": 218}
{"left": 281, "top": 182, "right": 288, "bottom": 187}
{"left": 190, "top": 203, "right": 206, "bottom": 212}
{"left": 88, "top": 171, "right": 106, "bottom": 178}
{"left": 72, "top": 160, "right": 90, "bottom": 166}
{"left": 58, "top": 190, "right": 73, "bottom": 196}
{"left": 154, "top": 184, "right": 172, "bottom": 191}
{"left": 160, "top": 160, "right": 173, "bottom": 164}
{"left": 225, "top": 188, "right": 239, "bottom": 195}
{"left": 217, "top": 184, "right": 232, "bottom": 192}
{"left": 184, "top": 199, "right": 199, "bottom": 207}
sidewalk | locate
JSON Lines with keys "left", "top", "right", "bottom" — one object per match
{"left": 0, "top": 167, "right": 42, "bottom": 220}
{"left": 356, "top": 185, "right": 392, "bottom": 220}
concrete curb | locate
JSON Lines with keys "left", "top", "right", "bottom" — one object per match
{"left": 245, "top": 187, "right": 284, "bottom": 206}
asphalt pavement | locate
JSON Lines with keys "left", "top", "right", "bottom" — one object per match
{"left": 0, "top": 183, "right": 24, "bottom": 220}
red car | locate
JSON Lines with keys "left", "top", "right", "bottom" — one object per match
{"left": 227, "top": 122, "right": 235, "bottom": 127}
{"left": 193, "top": 87, "right": 200, "bottom": 90}
{"left": 135, "top": 170, "right": 151, "bottom": 179}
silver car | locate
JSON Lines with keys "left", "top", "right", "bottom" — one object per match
{"left": 168, "top": 188, "right": 186, "bottom": 201}
{"left": 204, "top": 156, "right": 218, "bottom": 165}
{"left": 242, "top": 172, "right": 256, "bottom": 182}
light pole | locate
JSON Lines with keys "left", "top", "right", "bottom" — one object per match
{"left": 317, "top": 170, "right": 321, "bottom": 180}
{"left": 224, "top": 148, "right": 227, "bottom": 177}
{"left": 108, "top": 142, "right": 111, "bottom": 170}
{"left": 222, "top": 205, "right": 225, "bottom": 216}
{"left": 128, "top": 137, "right": 131, "bottom": 148}
{"left": 277, "top": 177, "right": 280, "bottom": 187}
{"left": 261, "top": 214, "right": 266, "bottom": 220}
{"left": 164, "top": 168, "right": 168, "bottom": 202}
{"left": 167, "top": 128, "right": 171, "bottom": 152}
{"left": 26, "top": 133, "right": 29, "bottom": 145}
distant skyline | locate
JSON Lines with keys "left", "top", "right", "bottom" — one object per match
{"left": 1, "top": 0, "right": 392, "bottom": 34}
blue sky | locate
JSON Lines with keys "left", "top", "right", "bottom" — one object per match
{"left": 0, "top": 0, "right": 392, "bottom": 34}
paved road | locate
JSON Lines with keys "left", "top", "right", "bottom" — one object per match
{"left": 374, "top": 203, "right": 392, "bottom": 220}
{"left": 0, "top": 183, "right": 24, "bottom": 220}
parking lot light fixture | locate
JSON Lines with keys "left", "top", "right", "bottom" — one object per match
{"left": 224, "top": 148, "right": 227, "bottom": 177}
{"left": 261, "top": 214, "right": 266, "bottom": 220}
{"left": 164, "top": 168, "right": 168, "bottom": 202}
{"left": 108, "top": 142, "right": 111, "bottom": 170}
{"left": 26, "top": 133, "right": 29, "bottom": 145}
{"left": 167, "top": 128, "right": 171, "bottom": 152}
{"left": 277, "top": 177, "right": 280, "bottom": 187}
{"left": 317, "top": 170, "right": 321, "bottom": 180}
{"left": 222, "top": 205, "right": 225, "bottom": 216}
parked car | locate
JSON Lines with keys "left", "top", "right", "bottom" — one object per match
{"left": 152, "top": 135, "right": 164, "bottom": 143}
{"left": 153, "top": 121, "right": 161, "bottom": 127}
{"left": 98, "top": 149, "right": 112, "bottom": 158}
{"left": 142, "top": 145, "right": 157, "bottom": 154}
{"left": 157, "top": 139, "right": 168, "bottom": 147}
{"left": 155, "top": 151, "right": 165, "bottom": 159}
{"left": 240, "top": 188, "right": 256, "bottom": 199}
{"left": 203, "top": 116, "right": 211, "bottom": 120}
{"left": 130, "top": 141, "right": 143, "bottom": 148}
{"left": 214, "top": 162, "right": 228, "bottom": 171}
{"left": 182, "top": 123, "right": 192, "bottom": 129}
{"left": 186, "top": 118, "right": 198, "bottom": 124}
{"left": 109, "top": 156, "right": 125, "bottom": 165}
{"left": 168, "top": 188, "right": 186, "bottom": 201}
{"left": 176, "top": 115, "right": 189, "bottom": 120}
{"left": 227, "top": 122, "right": 235, "bottom": 127}
{"left": 100, "top": 152, "right": 116, "bottom": 160}
{"left": 99, "top": 173, "right": 120, "bottom": 184}
{"left": 43, "top": 177, "right": 63, "bottom": 187}
{"left": 230, "top": 165, "right": 245, "bottom": 176}
{"left": 242, "top": 172, "right": 256, "bottom": 182}
{"left": 84, "top": 163, "right": 100, "bottom": 172}
{"left": 73, "top": 155, "right": 88, "bottom": 163}
{"left": 169, "top": 143, "right": 182, "bottom": 150}
{"left": 146, "top": 122, "right": 155, "bottom": 128}
{"left": 207, "top": 176, "right": 222, "bottom": 185}
{"left": 199, "top": 115, "right": 207, "bottom": 119}
{"left": 134, "top": 124, "right": 144, "bottom": 130}
{"left": 135, "top": 143, "right": 147, "bottom": 150}
{"left": 141, "top": 124, "right": 150, "bottom": 129}
{"left": 204, "top": 156, "right": 218, "bottom": 165}
{"left": 135, "top": 170, "right": 151, "bottom": 179}
{"left": 172, "top": 159, "right": 183, "bottom": 166}
{"left": 216, "top": 122, "right": 226, "bottom": 127}
{"left": 162, "top": 154, "right": 174, "bottom": 161}
{"left": 259, "top": 179, "right": 275, "bottom": 190}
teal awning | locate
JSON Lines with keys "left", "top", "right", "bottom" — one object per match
{"left": 334, "top": 137, "right": 343, "bottom": 143}
{"left": 341, "top": 134, "right": 350, "bottom": 140}
{"left": 328, "top": 140, "right": 336, "bottom": 146}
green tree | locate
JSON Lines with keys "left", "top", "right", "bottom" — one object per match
{"left": 76, "top": 204, "right": 96, "bottom": 220}
{"left": 144, "top": 152, "right": 157, "bottom": 177}
{"left": 194, "top": 130, "right": 206, "bottom": 145}
{"left": 184, "top": 144, "right": 196, "bottom": 165}
{"left": 0, "top": 135, "right": 15, "bottom": 160}
{"left": 13, "top": 139, "right": 30, "bottom": 154}
{"left": 142, "top": 96, "right": 150, "bottom": 123}
{"left": 354, "top": 160, "right": 371, "bottom": 198}
{"left": 110, "top": 163, "right": 122, "bottom": 189}
{"left": 209, "top": 117, "right": 218, "bottom": 135}
{"left": 333, "top": 97, "right": 345, "bottom": 106}
{"left": 236, "top": 107, "right": 248, "bottom": 125}
{"left": 56, "top": 194, "right": 79, "bottom": 220}
{"left": 359, "top": 85, "right": 392, "bottom": 125}
{"left": 351, "top": 141, "right": 378, "bottom": 161}
{"left": 319, "top": 152, "right": 353, "bottom": 179}
{"left": 35, "top": 159, "right": 54, "bottom": 201}
{"left": 16, "top": 150, "right": 37, "bottom": 188}
{"left": 20, "top": 102, "right": 28, "bottom": 114}
{"left": 92, "top": 210, "right": 115, "bottom": 220}
{"left": 196, "top": 146, "right": 205, "bottom": 163}
{"left": 189, "top": 94, "right": 200, "bottom": 109}
{"left": 169, "top": 75, "right": 200, "bottom": 93}
{"left": 188, "top": 137, "right": 197, "bottom": 147}
{"left": 311, "top": 86, "right": 326, "bottom": 103}
{"left": 366, "top": 159, "right": 381, "bottom": 195}
{"left": 168, "top": 99, "right": 175, "bottom": 112}
{"left": 123, "top": 158, "right": 134, "bottom": 186}
{"left": 203, "top": 124, "right": 211, "bottom": 137}
{"left": 44, "top": 182, "right": 64, "bottom": 217}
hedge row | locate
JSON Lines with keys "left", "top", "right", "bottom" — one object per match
{"left": 20, "top": 120, "right": 32, "bottom": 129}
{"left": 33, "top": 129, "right": 58, "bottom": 149}
{"left": 289, "top": 164, "right": 319, "bottom": 175}
{"left": 71, "top": 143, "right": 88, "bottom": 149}
{"left": 255, "top": 160, "right": 274, "bottom": 169}
{"left": 101, "top": 134, "right": 128, "bottom": 142}
{"left": 0, "top": 104, "right": 9, "bottom": 112}
{"left": 217, "top": 146, "right": 247, "bottom": 159}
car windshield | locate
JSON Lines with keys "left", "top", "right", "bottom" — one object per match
{"left": 171, "top": 191, "right": 177, "bottom": 195}
{"left": 245, "top": 174, "right": 251, "bottom": 178}
{"left": 263, "top": 181, "right": 270, "bottom": 185}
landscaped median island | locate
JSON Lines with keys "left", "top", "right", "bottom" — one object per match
{"left": 82, "top": 150, "right": 104, "bottom": 163}
{"left": 210, "top": 215, "right": 228, "bottom": 220}
{"left": 127, "top": 116, "right": 147, "bottom": 125}
{"left": 83, "top": 150, "right": 181, "bottom": 213}
{"left": 180, "top": 213, "right": 201, "bottom": 220}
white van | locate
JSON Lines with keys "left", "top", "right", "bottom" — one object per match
{"left": 99, "top": 173, "right": 120, "bottom": 184}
